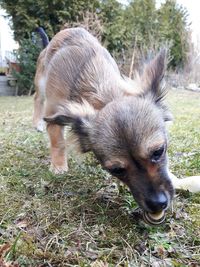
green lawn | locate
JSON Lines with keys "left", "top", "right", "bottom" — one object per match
{"left": 0, "top": 90, "right": 200, "bottom": 266}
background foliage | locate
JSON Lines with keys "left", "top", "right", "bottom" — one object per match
{"left": 13, "top": 38, "right": 41, "bottom": 95}
{"left": 0, "top": 0, "right": 191, "bottom": 94}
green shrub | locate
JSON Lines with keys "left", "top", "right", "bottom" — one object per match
{"left": 13, "top": 38, "right": 41, "bottom": 95}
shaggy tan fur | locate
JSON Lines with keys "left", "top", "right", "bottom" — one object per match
{"left": 33, "top": 27, "right": 200, "bottom": 214}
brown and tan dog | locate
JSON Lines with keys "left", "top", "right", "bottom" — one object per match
{"left": 33, "top": 27, "right": 176, "bottom": 214}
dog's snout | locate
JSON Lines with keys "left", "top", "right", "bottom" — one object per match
{"left": 146, "top": 192, "right": 168, "bottom": 213}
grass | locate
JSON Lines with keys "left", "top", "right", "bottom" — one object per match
{"left": 0, "top": 89, "right": 200, "bottom": 266}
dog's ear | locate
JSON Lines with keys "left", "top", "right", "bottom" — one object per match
{"left": 44, "top": 101, "right": 96, "bottom": 152}
{"left": 140, "top": 49, "right": 172, "bottom": 121}
{"left": 140, "top": 49, "right": 167, "bottom": 100}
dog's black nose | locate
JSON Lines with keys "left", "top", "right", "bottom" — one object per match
{"left": 146, "top": 192, "right": 168, "bottom": 213}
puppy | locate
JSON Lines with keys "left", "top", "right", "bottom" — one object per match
{"left": 33, "top": 27, "right": 197, "bottom": 215}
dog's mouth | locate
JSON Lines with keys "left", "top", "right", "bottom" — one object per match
{"left": 143, "top": 210, "right": 166, "bottom": 225}
{"left": 139, "top": 191, "right": 173, "bottom": 226}
{"left": 131, "top": 195, "right": 170, "bottom": 226}
{"left": 131, "top": 206, "right": 167, "bottom": 226}
{"left": 132, "top": 189, "right": 173, "bottom": 225}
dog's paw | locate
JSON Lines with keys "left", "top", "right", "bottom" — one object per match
{"left": 34, "top": 120, "right": 45, "bottom": 132}
{"left": 50, "top": 163, "right": 69, "bottom": 174}
{"left": 169, "top": 171, "right": 200, "bottom": 193}
{"left": 175, "top": 176, "right": 200, "bottom": 193}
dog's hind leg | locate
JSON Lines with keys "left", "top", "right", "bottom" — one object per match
{"left": 47, "top": 123, "right": 68, "bottom": 174}
{"left": 33, "top": 89, "right": 45, "bottom": 132}
{"left": 33, "top": 48, "right": 46, "bottom": 132}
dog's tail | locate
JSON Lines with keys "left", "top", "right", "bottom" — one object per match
{"left": 35, "top": 27, "right": 49, "bottom": 48}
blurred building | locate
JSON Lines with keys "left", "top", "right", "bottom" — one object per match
{"left": 0, "top": 10, "right": 18, "bottom": 73}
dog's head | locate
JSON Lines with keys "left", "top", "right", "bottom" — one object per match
{"left": 44, "top": 50, "right": 174, "bottom": 213}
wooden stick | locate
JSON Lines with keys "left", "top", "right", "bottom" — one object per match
{"left": 129, "top": 35, "right": 137, "bottom": 79}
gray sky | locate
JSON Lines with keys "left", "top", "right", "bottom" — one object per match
{"left": 0, "top": 9, "right": 18, "bottom": 57}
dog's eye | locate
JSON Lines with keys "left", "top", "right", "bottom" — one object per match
{"left": 151, "top": 146, "right": 165, "bottom": 162}
{"left": 108, "top": 167, "right": 126, "bottom": 177}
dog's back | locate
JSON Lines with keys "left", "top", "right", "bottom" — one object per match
{"left": 40, "top": 28, "right": 138, "bottom": 115}
{"left": 33, "top": 27, "right": 147, "bottom": 174}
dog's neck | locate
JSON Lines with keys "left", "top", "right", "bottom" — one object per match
{"left": 84, "top": 74, "right": 143, "bottom": 110}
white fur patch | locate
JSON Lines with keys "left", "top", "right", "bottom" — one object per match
{"left": 168, "top": 171, "right": 200, "bottom": 193}
{"left": 35, "top": 119, "right": 45, "bottom": 132}
{"left": 120, "top": 74, "right": 143, "bottom": 96}
{"left": 38, "top": 75, "right": 47, "bottom": 97}
{"left": 57, "top": 99, "right": 96, "bottom": 118}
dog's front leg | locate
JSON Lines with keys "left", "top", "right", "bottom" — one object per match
{"left": 33, "top": 91, "right": 45, "bottom": 132}
{"left": 168, "top": 170, "right": 200, "bottom": 193}
{"left": 47, "top": 123, "right": 68, "bottom": 174}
